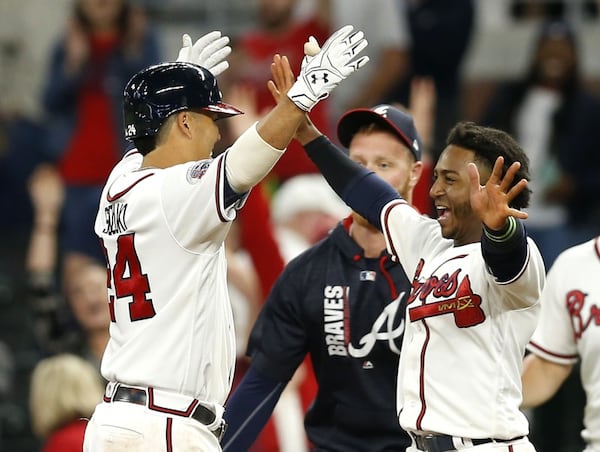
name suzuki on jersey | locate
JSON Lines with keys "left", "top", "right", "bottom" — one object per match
{"left": 103, "top": 202, "right": 128, "bottom": 235}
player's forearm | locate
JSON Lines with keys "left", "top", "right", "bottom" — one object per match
{"left": 521, "top": 354, "right": 572, "bottom": 408}
{"left": 295, "top": 115, "right": 323, "bottom": 145}
{"left": 481, "top": 217, "right": 528, "bottom": 283}
{"left": 225, "top": 100, "right": 304, "bottom": 193}
{"left": 222, "top": 366, "right": 285, "bottom": 451}
{"left": 256, "top": 97, "right": 304, "bottom": 150}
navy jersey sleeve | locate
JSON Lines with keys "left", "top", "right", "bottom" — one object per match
{"left": 481, "top": 217, "right": 529, "bottom": 282}
{"left": 247, "top": 258, "right": 311, "bottom": 382}
{"left": 303, "top": 136, "right": 400, "bottom": 230}
{"left": 222, "top": 367, "right": 285, "bottom": 452}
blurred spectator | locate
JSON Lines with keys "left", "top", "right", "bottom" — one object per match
{"left": 225, "top": 0, "right": 331, "bottom": 183}
{"left": 481, "top": 18, "right": 600, "bottom": 452}
{"left": 481, "top": 19, "right": 600, "bottom": 269}
{"left": 510, "top": 0, "right": 598, "bottom": 20}
{"left": 61, "top": 262, "right": 111, "bottom": 371}
{"left": 26, "top": 164, "right": 110, "bottom": 373}
{"left": 271, "top": 173, "right": 349, "bottom": 263}
{"left": 397, "top": 76, "right": 437, "bottom": 217}
{"left": 391, "top": 0, "right": 475, "bottom": 161}
{"left": 318, "top": 0, "right": 411, "bottom": 120}
{"left": 41, "top": 0, "right": 161, "bottom": 289}
{"left": 29, "top": 353, "right": 104, "bottom": 452}
{"left": 0, "top": 0, "right": 72, "bottom": 119}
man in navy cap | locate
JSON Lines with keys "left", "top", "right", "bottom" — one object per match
{"left": 222, "top": 104, "right": 423, "bottom": 452}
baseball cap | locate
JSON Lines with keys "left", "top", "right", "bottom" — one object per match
{"left": 337, "top": 104, "right": 422, "bottom": 161}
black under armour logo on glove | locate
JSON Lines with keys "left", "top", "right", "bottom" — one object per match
{"left": 287, "top": 25, "right": 370, "bottom": 111}
{"left": 311, "top": 72, "right": 329, "bottom": 84}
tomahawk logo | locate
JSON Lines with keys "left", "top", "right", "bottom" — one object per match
{"left": 323, "top": 285, "right": 405, "bottom": 357}
{"left": 407, "top": 263, "right": 485, "bottom": 328}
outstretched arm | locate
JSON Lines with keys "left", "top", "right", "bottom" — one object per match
{"left": 225, "top": 26, "right": 369, "bottom": 193}
{"left": 521, "top": 353, "right": 572, "bottom": 409}
{"left": 266, "top": 44, "right": 399, "bottom": 230}
{"left": 222, "top": 367, "right": 286, "bottom": 451}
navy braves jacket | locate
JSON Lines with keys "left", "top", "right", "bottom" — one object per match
{"left": 223, "top": 218, "right": 412, "bottom": 452}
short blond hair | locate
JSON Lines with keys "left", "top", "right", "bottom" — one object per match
{"left": 29, "top": 354, "right": 104, "bottom": 438}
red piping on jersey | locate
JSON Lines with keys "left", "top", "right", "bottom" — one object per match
{"left": 528, "top": 341, "right": 578, "bottom": 361}
{"left": 594, "top": 236, "right": 600, "bottom": 260}
{"left": 379, "top": 255, "right": 398, "bottom": 300}
{"left": 416, "top": 320, "right": 431, "bottom": 430}
{"left": 147, "top": 388, "right": 200, "bottom": 416}
{"left": 343, "top": 286, "right": 351, "bottom": 347}
{"left": 215, "top": 155, "right": 229, "bottom": 223}
{"left": 166, "top": 417, "right": 173, "bottom": 452}
{"left": 107, "top": 173, "right": 154, "bottom": 201}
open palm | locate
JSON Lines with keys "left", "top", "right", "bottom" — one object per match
{"left": 468, "top": 156, "right": 529, "bottom": 231}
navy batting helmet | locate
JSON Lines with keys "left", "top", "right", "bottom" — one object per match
{"left": 123, "top": 61, "right": 243, "bottom": 141}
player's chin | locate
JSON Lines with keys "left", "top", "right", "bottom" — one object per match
{"left": 437, "top": 220, "right": 454, "bottom": 239}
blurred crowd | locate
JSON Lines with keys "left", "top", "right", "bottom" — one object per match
{"left": 0, "top": 0, "right": 599, "bottom": 451}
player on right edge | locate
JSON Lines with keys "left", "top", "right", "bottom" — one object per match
{"left": 278, "top": 34, "right": 546, "bottom": 450}
{"left": 522, "top": 236, "right": 600, "bottom": 452}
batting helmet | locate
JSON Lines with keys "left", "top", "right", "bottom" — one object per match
{"left": 123, "top": 61, "right": 243, "bottom": 141}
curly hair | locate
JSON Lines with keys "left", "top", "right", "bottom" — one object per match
{"left": 446, "top": 121, "right": 531, "bottom": 209}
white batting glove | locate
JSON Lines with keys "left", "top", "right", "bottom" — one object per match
{"left": 176, "top": 31, "right": 231, "bottom": 77}
{"left": 287, "top": 25, "right": 369, "bottom": 112}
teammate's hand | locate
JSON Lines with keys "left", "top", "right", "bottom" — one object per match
{"left": 176, "top": 31, "right": 231, "bottom": 77}
{"left": 268, "top": 54, "right": 321, "bottom": 144}
{"left": 267, "top": 54, "right": 295, "bottom": 102}
{"left": 287, "top": 25, "right": 370, "bottom": 111}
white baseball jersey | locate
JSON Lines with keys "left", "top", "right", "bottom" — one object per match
{"left": 94, "top": 148, "right": 245, "bottom": 406}
{"left": 527, "top": 236, "right": 600, "bottom": 450}
{"left": 381, "top": 199, "right": 545, "bottom": 439}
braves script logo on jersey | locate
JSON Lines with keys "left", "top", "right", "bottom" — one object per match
{"left": 566, "top": 289, "right": 600, "bottom": 339}
{"left": 407, "top": 259, "right": 485, "bottom": 328}
{"left": 103, "top": 202, "right": 128, "bottom": 235}
{"left": 323, "top": 285, "right": 404, "bottom": 357}
{"left": 186, "top": 160, "right": 212, "bottom": 184}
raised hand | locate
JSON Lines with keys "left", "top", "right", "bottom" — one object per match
{"left": 268, "top": 54, "right": 321, "bottom": 144}
{"left": 287, "top": 25, "right": 370, "bottom": 111}
{"left": 468, "top": 156, "right": 529, "bottom": 231}
{"left": 267, "top": 54, "right": 295, "bottom": 102}
{"left": 176, "top": 31, "right": 231, "bottom": 76}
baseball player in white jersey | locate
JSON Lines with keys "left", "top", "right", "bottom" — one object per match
{"left": 522, "top": 236, "right": 600, "bottom": 451}
{"left": 82, "top": 26, "right": 369, "bottom": 451}
{"left": 291, "top": 113, "right": 546, "bottom": 450}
